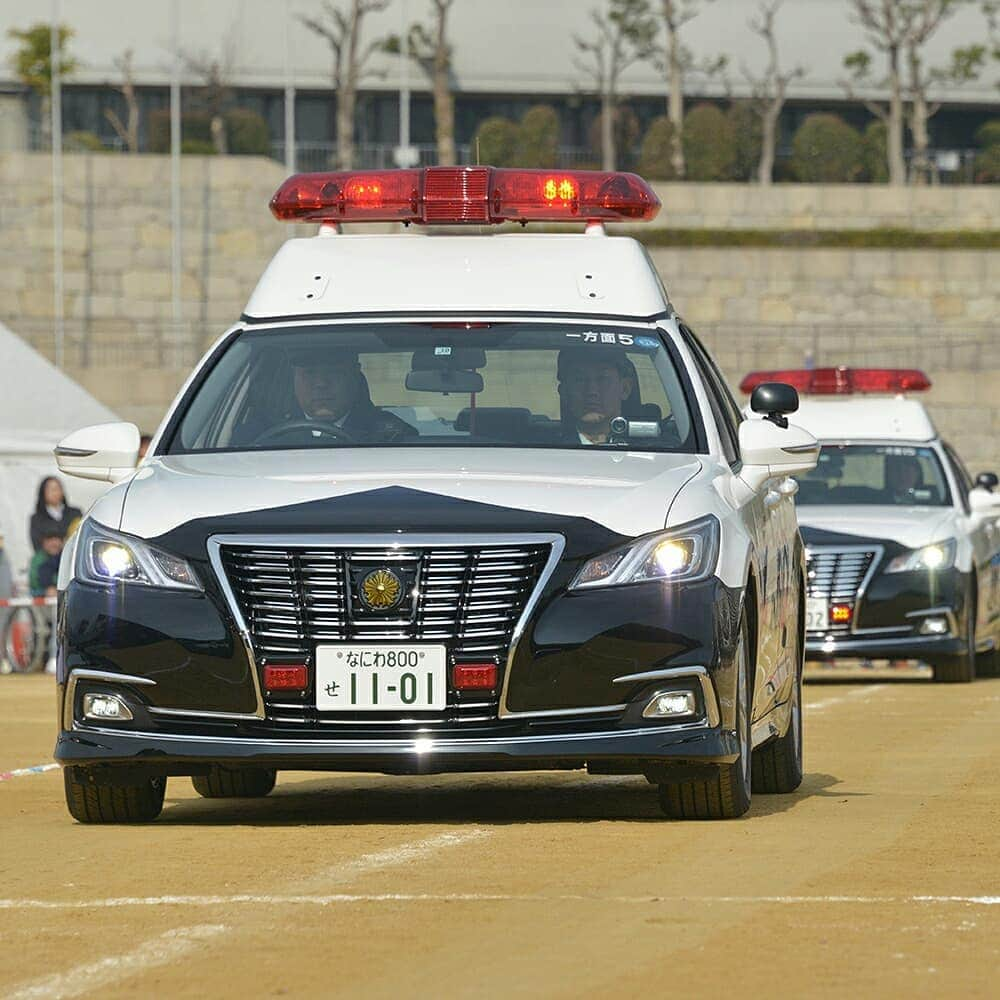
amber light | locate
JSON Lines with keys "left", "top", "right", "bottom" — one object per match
{"left": 739, "top": 367, "right": 932, "bottom": 395}
{"left": 830, "top": 604, "right": 853, "bottom": 624}
{"left": 542, "top": 177, "right": 579, "bottom": 202}
{"left": 264, "top": 664, "right": 308, "bottom": 691}
{"left": 453, "top": 663, "right": 498, "bottom": 691}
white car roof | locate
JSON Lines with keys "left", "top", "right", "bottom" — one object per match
{"left": 793, "top": 396, "right": 938, "bottom": 443}
{"left": 243, "top": 232, "right": 670, "bottom": 322}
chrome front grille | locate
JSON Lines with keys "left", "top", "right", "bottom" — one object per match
{"left": 805, "top": 547, "right": 879, "bottom": 634}
{"left": 219, "top": 540, "right": 551, "bottom": 665}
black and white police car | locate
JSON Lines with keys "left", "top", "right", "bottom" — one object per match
{"left": 741, "top": 367, "right": 1000, "bottom": 683}
{"left": 54, "top": 167, "right": 819, "bottom": 822}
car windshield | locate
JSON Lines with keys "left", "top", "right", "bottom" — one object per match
{"left": 796, "top": 444, "right": 951, "bottom": 507}
{"left": 168, "top": 322, "right": 699, "bottom": 454}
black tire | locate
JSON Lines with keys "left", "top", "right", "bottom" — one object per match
{"left": 976, "top": 646, "right": 1000, "bottom": 678}
{"left": 932, "top": 587, "right": 976, "bottom": 684}
{"left": 658, "top": 614, "right": 752, "bottom": 820}
{"left": 64, "top": 767, "right": 165, "bottom": 823}
{"left": 191, "top": 767, "right": 276, "bottom": 798}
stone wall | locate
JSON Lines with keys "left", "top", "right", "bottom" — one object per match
{"left": 0, "top": 152, "right": 996, "bottom": 468}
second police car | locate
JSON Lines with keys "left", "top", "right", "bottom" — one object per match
{"left": 741, "top": 367, "right": 1000, "bottom": 682}
{"left": 53, "top": 166, "right": 820, "bottom": 823}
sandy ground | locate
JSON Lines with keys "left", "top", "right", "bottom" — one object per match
{"left": 1, "top": 670, "right": 998, "bottom": 999}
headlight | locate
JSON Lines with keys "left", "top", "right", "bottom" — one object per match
{"left": 76, "top": 520, "right": 202, "bottom": 591}
{"left": 570, "top": 516, "right": 719, "bottom": 590}
{"left": 885, "top": 539, "right": 956, "bottom": 574}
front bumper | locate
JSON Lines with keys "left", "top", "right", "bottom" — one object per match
{"left": 805, "top": 632, "right": 964, "bottom": 660}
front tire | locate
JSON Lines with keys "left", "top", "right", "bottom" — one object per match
{"left": 192, "top": 767, "right": 276, "bottom": 798}
{"left": 64, "top": 767, "right": 165, "bottom": 823}
{"left": 658, "top": 614, "right": 753, "bottom": 820}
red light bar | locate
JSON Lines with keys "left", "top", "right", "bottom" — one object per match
{"left": 739, "top": 367, "right": 932, "bottom": 395}
{"left": 269, "top": 167, "right": 661, "bottom": 225}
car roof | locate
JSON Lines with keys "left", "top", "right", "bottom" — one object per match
{"left": 242, "top": 232, "right": 670, "bottom": 322}
{"left": 793, "top": 396, "right": 938, "bottom": 443}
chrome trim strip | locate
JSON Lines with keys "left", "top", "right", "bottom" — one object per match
{"left": 208, "top": 532, "right": 566, "bottom": 725}
{"left": 497, "top": 703, "right": 628, "bottom": 720}
{"left": 75, "top": 720, "right": 712, "bottom": 749}
{"left": 64, "top": 669, "right": 156, "bottom": 732}
{"left": 611, "top": 664, "right": 720, "bottom": 728}
{"left": 148, "top": 706, "right": 263, "bottom": 722}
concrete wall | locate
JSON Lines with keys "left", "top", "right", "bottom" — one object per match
{"left": 0, "top": 153, "right": 996, "bottom": 468}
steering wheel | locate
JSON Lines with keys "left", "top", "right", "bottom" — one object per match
{"left": 253, "top": 419, "right": 357, "bottom": 447}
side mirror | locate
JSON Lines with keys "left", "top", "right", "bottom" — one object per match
{"left": 738, "top": 419, "right": 819, "bottom": 494}
{"left": 975, "top": 472, "right": 998, "bottom": 492}
{"left": 969, "top": 487, "right": 1000, "bottom": 515}
{"left": 55, "top": 422, "right": 141, "bottom": 483}
{"left": 749, "top": 382, "right": 799, "bottom": 429}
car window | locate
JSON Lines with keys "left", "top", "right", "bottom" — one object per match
{"left": 679, "top": 325, "right": 740, "bottom": 465}
{"left": 168, "top": 322, "right": 700, "bottom": 454}
{"left": 796, "top": 444, "right": 951, "bottom": 507}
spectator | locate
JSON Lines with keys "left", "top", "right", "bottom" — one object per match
{"left": 29, "top": 476, "right": 82, "bottom": 552}
{"left": 138, "top": 434, "right": 152, "bottom": 461}
{"left": 29, "top": 530, "right": 63, "bottom": 597}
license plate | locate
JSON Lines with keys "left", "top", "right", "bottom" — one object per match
{"left": 805, "top": 598, "right": 829, "bottom": 632}
{"left": 315, "top": 644, "right": 447, "bottom": 711}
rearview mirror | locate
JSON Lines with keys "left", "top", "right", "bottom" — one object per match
{"left": 975, "top": 472, "right": 998, "bottom": 492}
{"left": 405, "top": 369, "right": 484, "bottom": 394}
{"left": 738, "top": 419, "right": 819, "bottom": 493}
{"left": 55, "top": 422, "right": 140, "bottom": 483}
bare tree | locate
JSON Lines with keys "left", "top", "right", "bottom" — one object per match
{"left": 388, "top": 0, "right": 456, "bottom": 165}
{"left": 103, "top": 49, "right": 140, "bottom": 153}
{"left": 743, "top": 0, "right": 804, "bottom": 185}
{"left": 574, "top": 0, "right": 657, "bottom": 170}
{"left": 180, "top": 38, "right": 238, "bottom": 155}
{"left": 649, "top": 1, "right": 725, "bottom": 177}
{"left": 299, "top": 0, "right": 392, "bottom": 170}
{"left": 841, "top": 1, "right": 914, "bottom": 185}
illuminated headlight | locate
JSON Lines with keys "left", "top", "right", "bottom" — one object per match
{"left": 570, "top": 516, "right": 719, "bottom": 590}
{"left": 885, "top": 540, "right": 956, "bottom": 574}
{"left": 77, "top": 520, "right": 202, "bottom": 591}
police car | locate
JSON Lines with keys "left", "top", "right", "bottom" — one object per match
{"left": 53, "top": 167, "right": 820, "bottom": 823}
{"left": 741, "top": 367, "right": 1000, "bottom": 682}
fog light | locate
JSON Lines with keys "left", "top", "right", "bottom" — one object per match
{"left": 642, "top": 689, "right": 697, "bottom": 719}
{"left": 82, "top": 693, "right": 133, "bottom": 721}
{"left": 919, "top": 616, "right": 949, "bottom": 636}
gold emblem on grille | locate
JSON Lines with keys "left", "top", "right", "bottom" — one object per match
{"left": 360, "top": 568, "right": 403, "bottom": 610}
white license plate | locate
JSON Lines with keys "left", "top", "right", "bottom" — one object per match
{"left": 805, "top": 598, "right": 829, "bottom": 632}
{"left": 315, "top": 644, "right": 447, "bottom": 711}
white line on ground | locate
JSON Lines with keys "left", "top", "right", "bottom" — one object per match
{"left": 3, "top": 924, "right": 227, "bottom": 1000}
{"left": 0, "top": 764, "right": 59, "bottom": 783}
{"left": 805, "top": 684, "right": 888, "bottom": 712}
{"left": 1, "top": 893, "right": 997, "bottom": 910}
{"left": 298, "top": 828, "right": 491, "bottom": 888}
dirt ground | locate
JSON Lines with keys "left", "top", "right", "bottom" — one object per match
{"left": 1, "top": 669, "right": 998, "bottom": 999}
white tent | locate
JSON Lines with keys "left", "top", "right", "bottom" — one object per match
{"left": 0, "top": 322, "right": 118, "bottom": 586}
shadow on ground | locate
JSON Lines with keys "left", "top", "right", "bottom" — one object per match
{"left": 156, "top": 769, "right": 856, "bottom": 827}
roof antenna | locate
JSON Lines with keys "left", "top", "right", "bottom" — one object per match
{"left": 475, "top": 138, "right": 480, "bottom": 166}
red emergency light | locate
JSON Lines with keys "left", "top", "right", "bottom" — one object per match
{"left": 739, "top": 367, "right": 932, "bottom": 396}
{"left": 269, "top": 167, "right": 661, "bottom": 225}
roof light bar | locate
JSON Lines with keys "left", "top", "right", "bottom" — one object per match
{"left": 269, "top": 166, "right": 661, "bottom": 225}
{"left": 739, "top": 367, "right": 932, "bottom": 396}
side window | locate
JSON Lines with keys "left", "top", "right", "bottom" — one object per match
{"left": 943, "top": 443, "right": 972, "bottom": 513}
{"left": 682, "top": 325, "right": 744, "bottom": 431}
{"left": 679, "top": 325, "right": 740, "bottom": 465}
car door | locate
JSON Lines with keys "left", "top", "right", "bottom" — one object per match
{"left": 679, "top": 326, "right": 791, "bottom": 719}
{"left": 944, "top": 443, "right": 1000, "bottom": 639}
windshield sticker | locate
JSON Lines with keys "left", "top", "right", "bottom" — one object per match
{"left": 875, "top": 446, "right": 923, "bottom": 457}
{"left": 434, "top": 346, "right": 452, "bottom": 356}
{"left": 564, "top": 332, "right": 637, "bottom": 346}
{"left": 633, "top": 336, "right": 660, "bottom": 350}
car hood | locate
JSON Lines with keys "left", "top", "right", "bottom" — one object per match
{"left": 796, "top": 504, "right": 956, "bottom": 549}
{"left": 119, "top": 448, "right": 702, "bottom": 540}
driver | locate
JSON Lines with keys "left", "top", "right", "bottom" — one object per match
{"left": 557, "top": 347, "right": 635, "bottom": 445}
{"left": 278, "top": 346, "right": 416, "bottom": 443}
{"left": 884, "top": 453, "right": 923, "bottom": 503}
